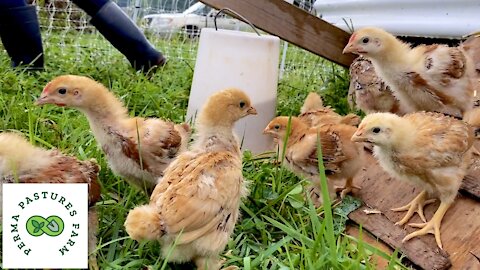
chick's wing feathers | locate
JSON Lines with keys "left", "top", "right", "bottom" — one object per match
{"left": 112, "top": 118, "right": 189, "bottom": 171}
{"left": 396, "top": 112, "right": 473, "bottom": 171}
{"left": 289, "top": 126, "right": 348, "bottom": 175}
{"left": 151, "top": 151, "right": 243, "bottom": 242}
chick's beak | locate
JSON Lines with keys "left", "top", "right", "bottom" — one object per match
{"left": 351, "top": 130, "right": 367, "bottom": 142}
{"left": 247, "top": 106, "right": 257, "bottom": 115}
{"left": 35, "top": 94, "right": 52, "bottom": 106}
{"left": 263, "top": 127, "right": 271, "bottom": 135}
{"left": 343, "top": 42, "right": 357, "bottom": 54}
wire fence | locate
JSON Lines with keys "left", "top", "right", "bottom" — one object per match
{"left": 18, "top": 1, "right": 341, "bottom": 94}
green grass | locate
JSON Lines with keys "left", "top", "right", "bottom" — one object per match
{"left": 0, "top": 33, "right": 407, "bottom": 269}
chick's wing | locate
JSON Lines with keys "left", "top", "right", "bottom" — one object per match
{"left": 396, "top": 112, "right": 473, "bottom": 172}
{"left": 289, "top": 126, "right": 348, "bottom": 175}
{"left": 151, "top": 151, "right": 243, "bottom": 241}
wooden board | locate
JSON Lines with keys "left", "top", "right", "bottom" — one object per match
{"left": 199, "top": 0, "right": 356, "bottom": 68}
{"left": 348, "top": 152, "right": 480, "bottom": 269}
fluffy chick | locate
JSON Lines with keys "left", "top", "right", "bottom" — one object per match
{"left": 0, "top": 132, "right": 101, "bottom": 270}
{"left": 299, "top": 92, "right": 361, "bottom": 127}
{"left": 348, "top": 56, "right": 405, "bottom": 115}
{"left": 344, "top": 27, "right": 476, "bottom": 118}
{"left": 124, "top": 89, "right": 256, "bottom": 270}
{"left": 264, "top": 117, "right": 364, "bottom": 202}
{"left": 352, "top": 112, "right": 474, "bottom": 249}
{"left": 36, "top": 75, "right": 190, "bottom": 194}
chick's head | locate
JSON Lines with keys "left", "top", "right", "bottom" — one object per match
{"left": 198, "top": 88, "right": 257, "bottom": 126}
{"left": 343, "top": 27, "right": 396, "bottom": 57}
{"left": 36, "top": 75, "right": 106, "bottom": 109}
{"left": 263, "top": 116, "right": 305, "bottom": 141}
{"left": 351, "top": 113, "right": 401, "bottom": 146}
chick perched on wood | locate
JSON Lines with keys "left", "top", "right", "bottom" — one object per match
{"left": 264, "top": 117, "right": 364, "bottom": 202}
{"left": 0, "top": 132, "right": 101, "bottom": 269}
{"left": 36, "top": 75, "right": 190, "bottom": 194}
{"left": 344, "top": 27, "right": 476, "bottom": 118}
{"left": 352, "top": 112, "right": 474, "bottom": 249}
{"left": 348, "top": 56, "right": 404, "bottom": 115}
{"left": 299, "top": 92, "right": 361, "bottom": 127}
{"left": 124, "top": 89, "right": 256, "bottom": 270}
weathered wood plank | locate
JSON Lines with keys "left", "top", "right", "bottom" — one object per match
{"left": 349, "top": 206, "right": 450, "bottom": 270}
{"left": 349, "top": 153, "right": 480, "bottom": 269}
{"left": 199, "top": 0, "right": 356, "bottom": 67}
{"left": 463, "top": 170, "right": 480, "bottom": 199}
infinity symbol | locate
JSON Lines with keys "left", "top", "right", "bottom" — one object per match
{"left": 26, "top": 215, "right": 64, "bottom": 237}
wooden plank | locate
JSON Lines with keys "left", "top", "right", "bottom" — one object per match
{"left": 349, "top": 206, "right": 450, "bottom": 270}
{"left": 348, "top": 153, "right": 480, "bottom": 269}
{"left": 199, "top": 0, "right": 356, "bottom": 68}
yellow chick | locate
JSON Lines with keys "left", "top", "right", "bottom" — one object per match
{"left": 0, "top": 132, "right": 101, "bottom": 269}
{"left": 36, "top": 75, "right": 190, "bottom": 194}
{"left": 299, "top": 92, "right": 361, "bottom": 127}
{"left": 264, "top": 116, "right": 364, "bottom": 202}
{"left": 352, "top": 112, "right": 474, "bottom": 249}
{"left": 344, "top": 27, "right": 476, "bottom": 118}
{"left": 124, "top": 89, "right": 256, "bottom": 270}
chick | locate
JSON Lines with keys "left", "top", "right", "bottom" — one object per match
{"left": 36, "top": 75, "right": 190, "bottom": 194}
{"left": 264, "top": 117, "right": 364, "bottom": 202}
{"left": 348, "top": 56, "right": 404, "bottom": 115}
{"left": 352, "top": 112, "right": 474, "bottom": 249}
{"left": 124, "top": 89, "right": 256, "bottom": 270}
{"left": 0, "top": 132, "right": 101, "bottom": 269}
{"left": 344, "top": 27, "right": 476, "bottom": 118}
{"left": 299, "top": 92, "right": 361, "bottom": 127}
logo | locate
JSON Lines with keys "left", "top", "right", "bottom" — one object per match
{"left": 2, "top": 183, "right": 88, "bottom": 269}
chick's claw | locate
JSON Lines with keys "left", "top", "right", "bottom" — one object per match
{"left": 391, "top": 191, "right": 435, "bottom": 225}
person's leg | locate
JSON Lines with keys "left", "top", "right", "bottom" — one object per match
{"left": 0, "top": 0, "right": 44, "bottom": 70}
{"left": 73, "top": 0, "right": 166, "bottom": 72}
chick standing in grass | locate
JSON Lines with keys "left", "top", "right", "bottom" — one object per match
{"left": 0, "top": 132, "right": 101, "bottom": 270}
{"left": 299, "top": 92, "right": 361, "bottom": 127}
{"left": 352, "top": 112, "right": 474, "bottom": 249}
{"left": 124, "top": 89, "right": 256, "bottom": 270}
{"left": 36, "top": 75, "right": 190, "bottom": 194}
{"left": 264, "top": 117, "right": 364, "bottom": 203}
{"left": 344, "top": 27, "right": 476, "bottom": 118}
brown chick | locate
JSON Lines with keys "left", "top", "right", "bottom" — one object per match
{"left": 0, "top": 132, "right": 101, "bottom": 270}
{"left": 344, "top": 27, "right": 476, "bottom": 118}
{"left": 264, "top": 117, "right": 364, "bottom": 203}
{"left": 348, "top": 56, "right": 405, "bottom": 115}
{"left": 299, "top": 92, "right": 361, "bottom": 127}
{"left": 36, "top": 75, "right": 190, "bottom": 194}
{"left": 352, "top": 112, "right": 474, "bottom": 249}
{"left": 124, "top": 88, "right": 256, "bottom": 270}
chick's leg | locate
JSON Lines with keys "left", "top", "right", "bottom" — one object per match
{"left": 334, "top": 177, "right": 362, "bottom": 199}
{"left": 403, "top": 201, "right": 451, "bottom": 249}
{"left": 391, "top": 190, "right": 436, "bottom": 225}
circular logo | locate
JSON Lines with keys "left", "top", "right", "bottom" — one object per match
{"left": 26, "top": 215, "right": 64, "bottom": 237}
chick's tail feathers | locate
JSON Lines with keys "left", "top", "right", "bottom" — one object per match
{"left": 301, "top": 92, "right": 324, "bottom": 114}
{"left": 125, "top": 205, "right": 164, "bottom": 241}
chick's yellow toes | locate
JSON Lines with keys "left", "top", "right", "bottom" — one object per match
{"left": 402, "top": 202, "right": 451, "bottom": 249}
{"left": 391, "top": 191, "right": 435, "bottom": 225}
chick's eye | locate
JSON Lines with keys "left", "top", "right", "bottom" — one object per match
{"left": 58, "top": 88, "right": 67, "bottom": 95}
{"left": 362, "top": 37, "right": 369, "bottom": 44}
{"left": 239, "top": 101, "right": 246, "bottom": 108}
{"left": 372, "top": 127, "right": 381, "bottom": 134}
{"left": 274, "top": 125, "right": 280, "bottom": 130}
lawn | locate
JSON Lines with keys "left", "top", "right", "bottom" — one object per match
{"left": 0, "top": 33, "right": 407, "bottom": 269}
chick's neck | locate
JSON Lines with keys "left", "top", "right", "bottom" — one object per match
{"left": 79, "top": 88, "right": 129, "bottom": 126}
